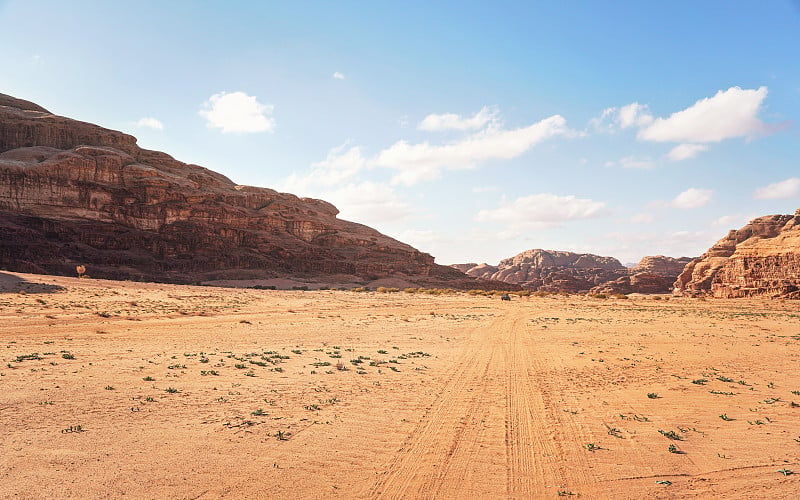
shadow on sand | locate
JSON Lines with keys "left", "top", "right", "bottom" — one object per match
{"left": 0, "top": 272, "right": 66, "bottom": 294}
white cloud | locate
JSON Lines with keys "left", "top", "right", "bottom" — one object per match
{"left": 476, "top": 193, "right": 606, "bottom": 229}
{"left": 619, "top": 156, "right": 655, "bottom": 169}
{"left": 199, "top": 91, "right": 275, "bottom": 133}
{"left": 671, "top": 188, "right": 713, "bottom": 209}
{"left": 283, "top": 143, "right": 367, "bottom": 194}
{"left": 617, "top": 102, "right": 654, "bottom": 129}
{"left": 630, "top": 213, "right": 654, "bottom": 224}
{"left": 589, "top": 103, "right": 652, "bottom": 132}
{"left": 753, "top": 177, "right": 800, "bottom": 200}
{"left": 418, "top": 106, "right": 498, "bottom": 132}
{"left": 668, "top": 143, "right": 708, "bottom": 161}
{"left": 638, "top": 86, "right": 768, "bottom": 143}
{"left": 322, "top": 181, "right": 412, "bottom": 225}
{"left": 472, "top": 186, "right": 498, "bottom": 193}
{"left": 712, "top": 214, "right": 752, "bottom": 228}
{"left": 135, "top": 117, "right": 164, "bottom": 130}
{"left": 333, "top": 72, "right": 345, "bottom": 80}
{"left": 375, "top": 115, "right": 572, "bottom": 186}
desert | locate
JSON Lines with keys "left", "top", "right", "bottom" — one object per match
{"left": 2, "top": 271, "right": 799, "bottom": 499}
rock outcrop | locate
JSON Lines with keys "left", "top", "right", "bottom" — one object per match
{"left": 456, "top": 251, "right": 696, "bottom": 294}
{"left": 674, "top": 211, "right": 800, "bottom": 298}
{"left": 0, "top": 93, "right": 511, "bottom": 289}
{"left": 589, "top": 255, "right": 693, "bottom": 295}
{"left": 454, "top": 249, "right": 628, "bottom": 293}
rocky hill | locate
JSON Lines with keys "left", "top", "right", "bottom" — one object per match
{"left": 454, "top": 249, "right": 628, "bottom": 293}
{"left": 0, "top": 93, "right": 512, "bottom": 289}
{"left": 456, "top": 251, "right": 694, "bottom": 294}
{"left": 589, "top": 255, "right": 693, "bottom": 295}
{"left": 674, "top": 211, "right": 800, "bottom": 298}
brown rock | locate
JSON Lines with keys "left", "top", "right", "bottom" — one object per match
{"left": 453, "top": 249, "right": 627, "bottom": 293}
{"left": 0, "top": 93, "right": 508, "bottom": 289}
{"left": 674, "top": 211, "right": 800, "bottom": 298}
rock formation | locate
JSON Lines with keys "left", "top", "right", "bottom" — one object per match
{"left": 674, "top": 211, "right": 800, "bottom": 298}
{"left": 589, "top": 255, "right": 693, "bottom": 295}
{"left": 455, "top": 251, "right": 695, "bottom": 295}
{"left": 0, "top": 93, "right": 512, "bottom": 289}
{"left": 454, "top": 249, "right": 628, "bottom": 293}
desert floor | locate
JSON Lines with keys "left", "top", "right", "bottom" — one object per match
{"left": 1, "top": 272, "right": 799, "bottom": 499}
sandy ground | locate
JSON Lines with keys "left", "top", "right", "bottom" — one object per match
{"left": 1, "top": 271, "right": 799, "bottom": 499}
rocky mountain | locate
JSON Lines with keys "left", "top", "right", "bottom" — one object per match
{"left": 454, "top": 249, "right": 629, "bottom": 293}
{"left": 674, "top": 211, "right": 800, "bottom": 298}
{"left": 456, "top": 251, "right": 694, "bottom": 294}
{"left": 589, "top": 255, "right": 693, "bottom": 295}
{"left": 0, "top": 93, "right": 512, "bottom": 289}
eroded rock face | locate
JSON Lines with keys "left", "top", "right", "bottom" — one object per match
{"left": 674, "top": 211, "right": 800, "bottom": 298}
{"left": 453, "top": 249, "right": 628, "bottom": 293}
{"left": 589, "top": 255, "right": 694, "bottom": 295}
{"left": 0, "top": 93, "right": 502, "bottom": 288}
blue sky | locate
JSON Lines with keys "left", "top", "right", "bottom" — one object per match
{"left": 2, "top": 1, "right": 799, "bottom": 265}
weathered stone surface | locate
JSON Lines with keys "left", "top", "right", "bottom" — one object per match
{"left": 674, "top": 211, "right": 800, "bottom": 298}
{"left": 590, "top": 255, "right": 694, "bottom": 295}
{"left": 0, "top": 93, "right": 510, "bottom": 289}
{"left": 453, "top": 249, "right": 628, "bottom": 293}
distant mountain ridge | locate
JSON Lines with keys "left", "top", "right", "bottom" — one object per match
{"left": 0, "top": 93, "right": 513, "bottom": 289}
{"left": 454, "top": 251, "right": 692, "bottom": 294}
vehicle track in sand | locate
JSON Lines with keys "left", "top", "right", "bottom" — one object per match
{"left": 370, "top": 308, "right": 596, "bottom": 499}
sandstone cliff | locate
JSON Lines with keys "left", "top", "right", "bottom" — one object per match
{"left": 674, "top": 211, "right": 800, "bottom": 298}
{"left": 453, "top": 249, "right": 628, "bottom": 293}
{"left": 0, "top": 93, "right": 510, "bottom": 289}
{"left": 589, "top": 255, "right": 693, "bottom": 295}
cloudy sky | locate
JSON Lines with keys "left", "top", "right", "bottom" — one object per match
{"left": 2, "top": 1, "right": 799, "bottom": 265}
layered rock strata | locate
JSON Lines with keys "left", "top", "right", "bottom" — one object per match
{"left": 0, "top": 93, "right": 509, "bottom": 289}
{"left": 674, "top": 211, "right": 800, "bottom": 298}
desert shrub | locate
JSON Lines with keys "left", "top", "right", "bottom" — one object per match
{"left": 533, "top": 291, "right": 549, "bottom": 297}
{"left": 611, "top": 293, "right": 628, "bottom": 299}
{"left": 513, "top": 290, "right": 531, "bottom": 296}
{"left": 589, "top": 293, "right": 608, "bottom": 299}
{"left": 377, "top": 287, "right": 400, "bottom": 293}
{"left": 350, "top": 287, "right": 367, "bottom": 292}
{"left": 403, "top": 287, "right": 418, "bottom": 293}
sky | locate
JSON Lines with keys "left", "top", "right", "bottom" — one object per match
{"left": 1, "top": 1, "right": 799, "bottom": 266}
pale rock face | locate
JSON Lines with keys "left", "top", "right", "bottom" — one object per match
{"left": 674, "top": 211, "right": 800, "bottom": 298}
{"left": 0, "top": 92, "right": 505, "bottom": 288}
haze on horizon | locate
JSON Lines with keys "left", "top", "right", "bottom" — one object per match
{"left": 1, "top": 1, "right": 798, "bottom": 266}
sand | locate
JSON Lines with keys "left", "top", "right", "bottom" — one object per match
{"left": 1, "top": 271, "right": 798, "bottom": 499}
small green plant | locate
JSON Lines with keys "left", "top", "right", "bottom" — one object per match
{"left": 377, "top": 350, "right": 388, "bottom": 354}
{"left": 647, "top": 393, "right": 660, "bottom": 399}
{"left": 777, "top": 468, "right": 794, "bottom": 476}
{"left": 668, "top": 444, "right": 680, "bottom": 454}
{"left": 585, "top": 443, "right": 602, "bottom": 452}
{"left": 717, "top": 376, "right": 734, "bottom": 383}
{"left": 244, "top": 371, "right": 256, "bottom": 377}
{"left": 791, "top": 390, "right": 800, "bottom": 396}
{"left": 61, "top": 353, "right": 75, "bottom": 360}
{"left": 145, "top": 397, "right": 156, "bottom": 402}
{"left": 305, "top": 404, "right": 320, "bottom": 411}
{"left": 234, "top": 363, "right": 247, "bottom": 369}
{"left": 709, "top": 390, "right": 735, "bottom": 395}
{"left": 691, "top": 379, "right": 707, "bottom": 385}
{"left": 251, "top": 409, "right": 267, "bottom": 416}
{"left": 199, "top": 357, "right": 210, "bottom": 364}
{"left": 607, "top": 427, "right": 623, "bottom": 438}
{"left": 658, "top": 430, "right": 683, "bottom": 440}
{"left": 655, "top": 480, "right": 672, "bottom": 485}
{"left": 719, "top": 414, "right": 734, "bottom": 421}
{"left": 165, "top": 387, "right": 179, "bottom": 393}
{"left": 557, "top": 491, "right": 575, "bottom": 497}
{"left": 200, "top": 370, "right": 219, "bottom": 376}
{"left": 764, "top": 397, "right": 781, "bottom": 404}
{"left": 105, "top": 385, "right": 115, "bottom": 390}
{"left": 143, "top": 376, "right": 155, "bottom": 381}
{"left": 747, "top": 419, "right": 765, "bottom": 425}
{"left": 61, "top": 425, "right": 84, "bottom": 433}
{"left": 275, "top": 430, "right": 289, "bottom": 441}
